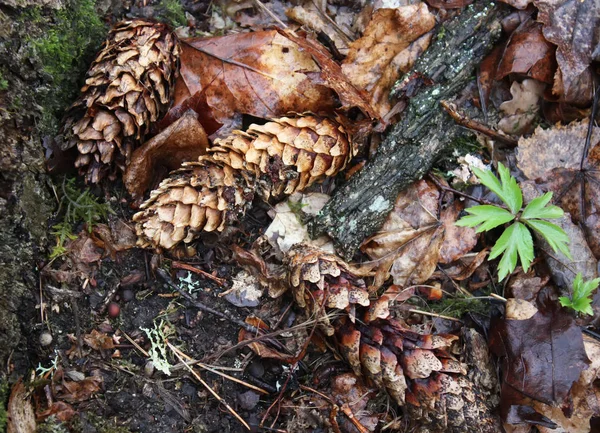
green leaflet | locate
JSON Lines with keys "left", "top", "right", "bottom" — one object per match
{"left": 457, "top": 163, "right": 570, "bottom": 281}
{"left": 559, "top": 273, "right": 600, "bottom": 316}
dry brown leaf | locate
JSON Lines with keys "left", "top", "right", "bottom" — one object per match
{"left": 516, "top": 119, "right": 600, "bottom": 180}
{"left": 518, "top": 121, "right": 600, "bottom": 259}
{"left": 53, "top": 374, "right": 103, "bottom": 403}
{"left": 341, "top": 4, "right": 435, "bottom": 118}
{"left": 439, "top": 200, "right": 477, "bottom": 264}
{"left": 92, "top": 219, "right": 137, "bottom": 257}
{"left": 83, "top": 329, "right": 115, "bottom": 351}
{"left": 361, "top": 180, "right": 476, "bottom": 287}
{"left": 286, "top": 3, "right": 352, "bottom": 56}
{"left": 535, "top": 0, "right": 599, "bottom": 105}
{"left": 498, "top": 79, "right": 545, "bottom": 135}
{"left": 124, "top": 110, "right": 208, "bottom": 199}
{"left": 176, "top": 30, "right": 337, "bottom": 125}
{"left": 7, "top": 379, "right": 36, "bottom": 433}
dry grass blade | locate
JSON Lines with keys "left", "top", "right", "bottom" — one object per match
{"left": 167, "top": 342, "right": 251, "bottom": 430}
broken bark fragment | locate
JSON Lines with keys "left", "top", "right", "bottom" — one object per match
{"left": 308, "top": 1, "right": 506, "bottom": 259}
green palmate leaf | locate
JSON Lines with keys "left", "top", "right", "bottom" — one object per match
{"left": 473, "top": 163, "right": 522, "bottom": 214}
{"left": 497, "top": 162, "right": 522, "bottom": 214}
{"left": 488, "top": 222, "right": 534, "bottom": 281}
{"left": 521, "top": 192, "right": 564, "bottom": 220}
{"left": 456, "top": 205, "right": 515, "bottom": 232}
{"left": 559, "top": 273, "right": 600, "bottom": 316}
{"left": 524, "top": 219, "right": 572, "bottom": 259}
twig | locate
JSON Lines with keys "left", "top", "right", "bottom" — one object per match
{"left": 252, "top": 0, "right": 288, "bottom": 29}
{"left": 157, "top": 268, "right": 261, "bottom": 334}
{"left": 441, "top": 100, "right": 519, "bottom": 147}
{"left": 408, "top": 308, "right": 463, "bottom": 322}
{"left": 167, "top": 342, "right": 251, "bottom": 430}
{"left": 171, "top": 261, "right": 226, "bottom": 286}
{"left": 427, "top": 173, "right": 508, "bottom": 209}
{"left": 489, "top": 293, "right": 507, "bottom": 302}
{"left": 119, "top": 329, "right": 149, "bottom": 357}
{"left": 171, "top": 351, "right": 268, "bottom": 395}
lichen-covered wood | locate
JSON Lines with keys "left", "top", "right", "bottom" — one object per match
{"left": 308, "top": 1, "right": 506, "bottom": 260}
{"left": 60, "top": 20, "right": 179, "bottom": 183}
{"left": 134, "top": 114, "right": 353, "bottom": 250}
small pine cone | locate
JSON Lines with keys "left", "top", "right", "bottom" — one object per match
{"left": 284, "top": 245, "right": 501, "bottom": 432}
{"left": 61, "top": 20, "right": 179, "bottom": 183}
{"left": 135, "top": 114, "right": 353, "bottom": 250}
{"left": 212, "top": 114, "right": 352, "bottom": 201}
{"left": 285, "top": 244, "right": 370, "bottom": 336}
{"left": 133, "top": 147, "right": 256, "bottom": 250}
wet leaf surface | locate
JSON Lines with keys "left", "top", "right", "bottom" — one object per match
{"left": 125, "top": 110, "right": 209, "bottom": 199}
{"left": 490, "top": 296, "right": 589, "bottom": 423}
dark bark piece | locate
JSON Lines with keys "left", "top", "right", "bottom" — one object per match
{"left": 308, "top": 1, "right": 506, "bottom": 260}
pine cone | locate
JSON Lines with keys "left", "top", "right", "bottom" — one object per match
{"left": 133, "top": 147, "right": 256, "bottom": 250}
{"left": 61, "top": 20, "right": 179, "bottom": 183}
{"left": 134, "top": 114, "right": 353, "bottom": 250}
{"left": 284, "top": 244, "right": 501, "bottom": 433}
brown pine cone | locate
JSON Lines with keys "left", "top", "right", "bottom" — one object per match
{"left": 212, "top": 115, "right": 352, "bottom": 201}
{"left": 134, "top": 114, "right": 353, "bottom": 250}
{"left": 284, "top": 244, "right": 501, "bottom": 433}
{"left": 60, "top": 20, "right": 179, "bottom": 183}
{"left": 133, "top": 146, "right": 256, "bottom": 250}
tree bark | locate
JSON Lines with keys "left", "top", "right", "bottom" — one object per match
{"left": 308, "top": 1, "right": 506, "bottom": 260}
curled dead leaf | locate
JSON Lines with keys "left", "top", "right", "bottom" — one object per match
{"left": 124, "top": 111, "right": 209, "bottom": 199}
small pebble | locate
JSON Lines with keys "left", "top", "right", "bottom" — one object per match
{"left": 144, "top": 360, "right": 155, "bottom": 377}
{"left": 108, "top": 302, "right": 120, "bottom": 318}
{"left": 122, "top": 289, "right": 135, "bottom": 302}
{"left": 237, "top": 390, "right": 260, "bottom": 410}
{"left": 39, "top": 331, "right": 53, "bottom": 347}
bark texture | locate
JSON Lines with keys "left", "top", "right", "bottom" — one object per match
{"left": 308, "top": 1, "right": 505, "bottom": 260}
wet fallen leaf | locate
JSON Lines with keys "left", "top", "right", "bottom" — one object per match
{"left": 124, "top": 111, "right": 209, "bottom": 199}
{"left": 176, "top": 30, "right": 338, "bottom": 126}
{"left": 535, "top": 0, "right": 598, "bottom": 105}
{"left": 238, "top": 317, "right": 296, "bottom": 363}
{"left": 533, "top": 335, "right": 600, "bottom": 433}
{"left": 518, "top": 120, "right": 600, "bottom": 259}
{"left": 506, "top": 269, "right": 547, "bottom": 302}
{"left": 92, "top": 219, "right": 137, "bottom": 257}
{"left": 53, "top": 373, "right": 103, "bottom": 403}
{"left": 490, "top": 296, "right": 590, "bottom": 424}
{"left": 496, "top": 19, "right": 556, "bottom": 84}
{"left": 341, "top": 4, "right": 435, "bottom": 118}
{"left": 83, "top": 329, "right": 115, "bottom": 351}
{"left": 286, "top": 3, "right": 352, "bottom": 56}
{"left": 521, "top": 182, "right": 598, "bottom": 290}
{"left": 7, "top": 379, "right": 36, "bottom": 433}
{"left": 361, "top": 180, "right": 476, "bottom": 287}
{"left": 67, "top": 232, "right": 103, "bottom": 264}
{"left": 498, "top": 79, "right": 545, "bottom": 135}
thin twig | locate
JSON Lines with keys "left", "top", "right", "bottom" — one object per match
{"left": 171, "top": 261, "right": 226, "bottom": 286}
{"left": 157, "top": 268, "right": 261, "bottom": 334}
{"left": 252, "top": 0, "right": 288, "bottom": 28}
{"left": 171, "top": 350, "right": 268, "bottom": 395}
{"left": 408, "top": 308, "right": 463, "bottom": 322}
{"left": 167, "top": 342, "right": 251, "bottom": 430}
{"left": 119, "top": 329, "right": 149, "bottom": 357}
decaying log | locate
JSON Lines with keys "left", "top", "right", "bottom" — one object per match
{"left": 308, "top": 1, "right": 505, "bottom": 260}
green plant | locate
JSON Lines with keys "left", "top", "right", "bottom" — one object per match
{"left": 559, "top": 273, "right": 600, "bottom": 316}
{"left": 50, "top": 177, "right": 113, "bottom": 258}
{"left": 158, "top": 0, "right": 187, "bottom": 27}
{"left": 141, "top": 320, "right": 174, "bottom": 375}
{"left": 456, "top": 163, "right": 570, "bottom": 281}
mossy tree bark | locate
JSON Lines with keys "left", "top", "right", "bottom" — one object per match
{"left": 308, "top": 1, "right": 506, "bottom": 260}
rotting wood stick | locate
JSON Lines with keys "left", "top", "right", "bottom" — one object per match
{"left": 308, "top": 1, "right": 505, "bottom": 260}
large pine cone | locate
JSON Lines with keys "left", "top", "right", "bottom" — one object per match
{"left": 134, "top": 114, "right": 353, "bottom": 250}
{"left": 60, "top": 20, "right": 179, "bottom": 183}
{"left": 284, "top": 244, "right": 501, "bottom": 433}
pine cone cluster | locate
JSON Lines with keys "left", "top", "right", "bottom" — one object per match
{"left": 134, "top": 114, "right": 352, "bottom": 250}
{"left": 284, "top": 244, "right": 501, "bottom": 433}
{"left": 60, "top": 20, "right": 179, "bottom": 183}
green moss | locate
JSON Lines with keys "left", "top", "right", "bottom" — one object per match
{"left": 24, "top": 0, "right": 106, "bottom": 135}
{"left": 425, "top": 290, "right": 493, "bottom": 318}
{"left": 0, "top": 71, "right": 7, "bottom": 91}
{"left": 158, "top": 0, "right": 187, "bottom": 28}
{"left": 0, "top": 381, "right": 8, "bottom": 432}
